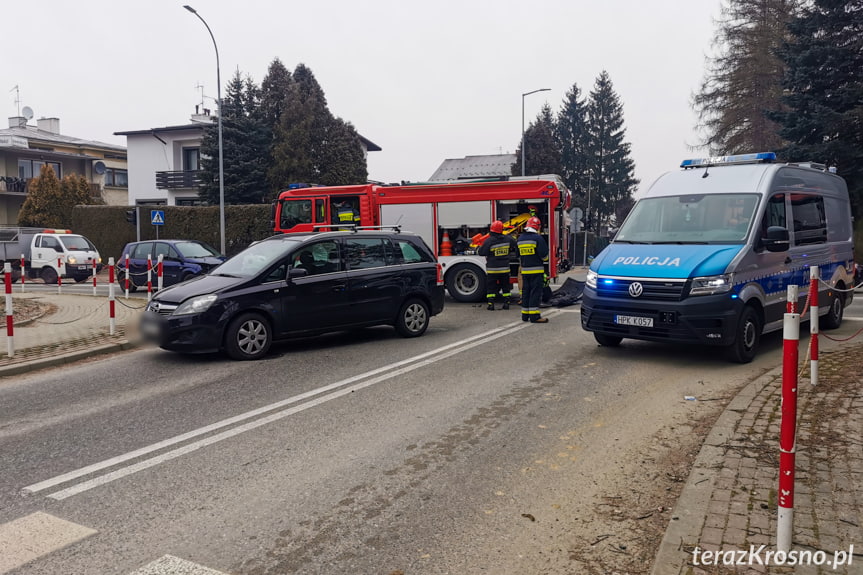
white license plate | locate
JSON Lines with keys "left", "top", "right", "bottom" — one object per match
{"left": 615, "top": 315, "right": 654, "bottom": 327}
{"left": 140, "top": 318, "right": 161, "bottom": 337}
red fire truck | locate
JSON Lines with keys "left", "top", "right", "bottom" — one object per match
{"left": 272, "top": 177, "right": 572, "bottom": 302}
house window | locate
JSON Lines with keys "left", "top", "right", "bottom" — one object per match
{"left": 176, "top": 197, "right": 207, "bottom": 206}
{"left": 183, "top": 148, "right": 201, "bottom": 171}
{"left": 18, "top": 159, "right": 60, "bottom": 180}
{"left": 105, "top": 168, "right": 128, "bottom": 187}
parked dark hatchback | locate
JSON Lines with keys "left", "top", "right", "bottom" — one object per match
{"left": 140, "top": 230, "right": 445, "bottom": 360}
{"left": 117, "top": 239, "right": 225, "bottom": 291}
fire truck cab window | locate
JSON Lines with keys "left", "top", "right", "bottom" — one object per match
{"left": 281, "top": 200, "right": 313, "bottom": 228}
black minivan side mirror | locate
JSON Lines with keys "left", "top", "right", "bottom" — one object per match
{"left": 287, "top": 267, "right": 308, "bottom": 280}
{"left": 761, "top": 226, "right": 790, "bottom": 253}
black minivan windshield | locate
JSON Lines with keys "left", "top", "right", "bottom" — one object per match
{"left": 212, "top": 238, "right": 302, "bottom": 277}
{"left": 615, "top": 193, "right": 760, "bottom": 244}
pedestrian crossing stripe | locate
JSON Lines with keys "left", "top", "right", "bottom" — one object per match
{"left": 0, "top": 512, "right": 97, "bottom": 574}
{"left": 129, "top": 555, "right": 228, "bottom": 574}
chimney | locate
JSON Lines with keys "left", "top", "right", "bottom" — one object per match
{"left": 8, "top": 117, "right": 27, "bottom": 128}
{"left": 36, "top": 117, "right": 61, "bottom": 134}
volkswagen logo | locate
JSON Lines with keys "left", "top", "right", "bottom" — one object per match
{"left": 628, "top": 281, "right": 644, "bottom": 298}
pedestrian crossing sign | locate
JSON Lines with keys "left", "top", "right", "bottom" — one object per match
{"left": 151, "top": 210, "right": 165, "bottom": 226}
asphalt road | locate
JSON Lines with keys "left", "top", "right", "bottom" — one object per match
{"left": 1, "top": 295, "right": 861, "bottom": 574}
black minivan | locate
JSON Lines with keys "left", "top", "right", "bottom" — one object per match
{"left": 140, "top": 230, "right": 445, "bottom": 360}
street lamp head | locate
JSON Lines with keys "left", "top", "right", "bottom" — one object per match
{"left": 183, "top": 5, "right": 197, "bottom": 13}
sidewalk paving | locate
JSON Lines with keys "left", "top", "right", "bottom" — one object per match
{"left": 0, "top": 291, "right": 144, "bottom": 377}
{"left": 652, "top": 340, "right": 863, "bottom": 575}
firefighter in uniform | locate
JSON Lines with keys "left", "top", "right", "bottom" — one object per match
{"left": 477, "top": 220, "right": 517, "bottom": 310}
{"left": 334, "top": 199, "right": 360, "bottom": 230}
{"left": 517, "top": 216, "right": 550, "bottom": 323}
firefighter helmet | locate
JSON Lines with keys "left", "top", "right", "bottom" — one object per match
{"left": 527, "top": 216, "right": 542, "bottom": 230}
{"left": 490, "top": 220, "right": 504, "bottom": 233}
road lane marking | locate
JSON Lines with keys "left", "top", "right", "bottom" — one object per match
{"left": 22, "top": 323, "right": 515, "bottom": 496}
{"left": 0, "top": 512, "right": 97, "bottom": 574}
{"left": 25, "top": 315, "right": 559, "bottom": 500}
{"left": 128, "top": 555, "right": 228, "bottom": 574}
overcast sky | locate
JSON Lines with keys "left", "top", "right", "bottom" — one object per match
{"left": 4, "top": 0, "right": 720, "bottom": 193}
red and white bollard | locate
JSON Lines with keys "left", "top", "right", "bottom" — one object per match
{"left": 147, "top": 254, "right": 153, "bottom": 301}
{"left": 92, "top": 259, "right": 98, "bottom": 296}
{"left": 157, "top": 254, "right": 164, "bottom": 292}
{"left": 19, "top": 254, "right": 25, "bottom": 293}
{"left": 108, "top": 257, "right": 116, "bottom": 336}
{"left": 777, "top": 284, "right": 800, "bottom": 553}
{"left": 809, "top": 266, "right": 819, "bottom": 386}
{"left": 57, "top": 257, "right": 63, "bottom": 294}
{"left": 5, "top": 262, "right": 14, "bottom": 358}
{"left": 123, "top": 253, "right": 130, "bottom": 298}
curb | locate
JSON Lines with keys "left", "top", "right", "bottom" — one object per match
{"left": 650, "top": 365, "right": 783, "bottom": 575}
{"left": 0, "top": 339, "right": 139, "bottom": 378}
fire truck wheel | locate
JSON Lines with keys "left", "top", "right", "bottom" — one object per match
{"left": 445, "top": 263, "right": 486, "bottom": 303}
{"left": 395, "top": 298, "right": 429, "bottom": 338}
{"left": 40, "top": 267, "right": 58, "bottom": 285}
{"left": 224, "top": 312, "right": 272, "bottom": 360}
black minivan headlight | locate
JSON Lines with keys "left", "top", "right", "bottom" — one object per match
{"left": 174, "top": 294, "right": 218, "bottom": 316}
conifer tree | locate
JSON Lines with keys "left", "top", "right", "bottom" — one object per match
{"left": 585, "top": 71, "right": 638, "bottom": 230}
{"left": 556, "top": 82, "right": 590, "bottom": 200}
{"left": 18, "top": 167, "right": 101, "bottom": 227}
{"left": 774, "top": 0, "right": 863, "bottom": 215}
{"left": 199, "top": 70, "right": 270, "bottom": 204}
{"left": 692, "top": 0, "right": 798, "bottom": 154}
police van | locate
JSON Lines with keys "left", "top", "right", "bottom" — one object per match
{"left": 581, "top": 152, "right": 856, "bottom": 363}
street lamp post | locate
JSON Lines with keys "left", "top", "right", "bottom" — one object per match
{"left": 521, "top": 88, "right": 551, "bottom": 177}
{"left": 184, "top": 5, "right": 226, "bottom": 255}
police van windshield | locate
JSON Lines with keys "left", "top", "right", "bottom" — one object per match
{"left": 614, "top": 193, "right": 760, "bottom": 244}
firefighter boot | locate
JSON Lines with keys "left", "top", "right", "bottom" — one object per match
{"left": 487, "top": 301, "right": 495, "bottom": 311}
{"left": 502, "top": 300, "right": 510, "bottom": 310}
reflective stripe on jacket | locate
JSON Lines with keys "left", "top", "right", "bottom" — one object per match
{"left": 478, "top": 232, "right": 517, "bottom": 274}
{"left": 517, "top": 231, "right": 549, "bottom": 274}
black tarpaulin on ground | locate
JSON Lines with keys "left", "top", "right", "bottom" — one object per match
{"left": 546, "top": 277, "right": 584, "bottom": 307}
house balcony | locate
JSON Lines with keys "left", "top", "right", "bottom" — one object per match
{"left": 156, "top": 170, "right": 201, "bottom": 190}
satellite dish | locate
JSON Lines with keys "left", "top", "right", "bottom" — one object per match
{"left": 93, "top": 160, "right": 107, "bottom": 175}
{"left": 21, "top": 106, "right": 34, "bottom": 120}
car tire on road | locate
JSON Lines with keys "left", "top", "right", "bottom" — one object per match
{"left": 445, "top": 263, "right": 485, "bottom": 303}
{"left": 395, "top": 298, "right": 430, "bottom": 338}
{"left": 822, "top": 291, "right": 844, "bottom": 330}
{"left": 726, "top": 305, "right": 761, "bottom": 364}
{"left": 594, "top": 333, "right": 623, "bottom": 347}
{"left": 224, "top": 312, "right": 272, "bottom": 360}
{"left": 40, "top": 267, "right": 58, "bottom": 285}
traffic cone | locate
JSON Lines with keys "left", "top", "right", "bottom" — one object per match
{"left": 440, "top": 231, "right": 453, "bottom": 256}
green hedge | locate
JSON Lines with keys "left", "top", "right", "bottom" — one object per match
{"left": 70, "top": 205, "right": 274, "bottom": 263}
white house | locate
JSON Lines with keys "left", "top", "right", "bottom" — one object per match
{"left": 116, "top": 109, "right": 381, "bottom": 207}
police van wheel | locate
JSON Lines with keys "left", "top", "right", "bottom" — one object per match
{"left": 594, "top": 333, "right": 622, "bottom": 347}
{"left": 224, "top": 313, "right": 272, "bottom": 360}
{"left": 822, "top": 291, "right": 844, "bottom": 330}
{"left": 395, "top": 298, "right": 429, "bottom": 338}
{"left": 445, "top": 263, "right": 485, "bottom": 303}
{"left": 727, "top": 306, "right": 761, "bottom": 364}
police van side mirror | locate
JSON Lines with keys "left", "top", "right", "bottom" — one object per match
{"left": 761, "top": 226, "right": 790, "bottom": 253}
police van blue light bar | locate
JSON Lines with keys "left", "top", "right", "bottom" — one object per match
{"left": 680, "top": 152, "right": 776, "bottom": 168}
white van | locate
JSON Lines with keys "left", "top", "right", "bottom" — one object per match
{"left": 581, "top": 152, "right": 856, "bottom": 363}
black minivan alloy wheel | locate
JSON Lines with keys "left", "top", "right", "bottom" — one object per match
{"left": 395, "top": 298, "right": 430, "bottom": 338}
{"left": 225, "top": 312, "right": 272, "bottom": 360}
